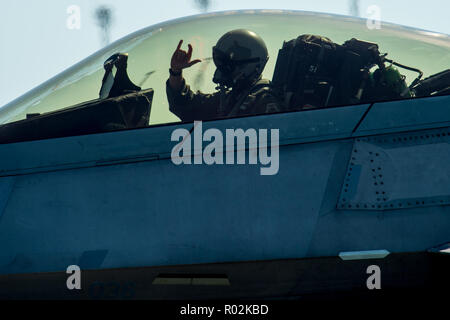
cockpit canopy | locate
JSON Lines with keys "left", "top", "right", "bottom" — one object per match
{"left": 0, "top": 10, "right": 449, "bottom": 129}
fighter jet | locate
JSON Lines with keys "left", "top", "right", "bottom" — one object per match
{"left": 0, "top": 10, "right": 449, "bottom": 300}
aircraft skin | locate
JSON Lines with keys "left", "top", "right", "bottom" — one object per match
{"left": 0, "top": 95, "right": 450, "bottom": 299}
{"left": 0, "top": 10, "right": 449, "bottom": 299}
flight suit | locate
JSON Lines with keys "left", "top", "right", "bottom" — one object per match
{"left": 166, "top": 78, "right": 282, "bottom": 122}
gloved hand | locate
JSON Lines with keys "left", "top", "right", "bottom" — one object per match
{"left": 170, "top": 40, "right": 202, "bottom": 73}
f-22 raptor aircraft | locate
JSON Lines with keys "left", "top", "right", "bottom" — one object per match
{"left": 0, "top": 10, "right": 449, "bottom": 299}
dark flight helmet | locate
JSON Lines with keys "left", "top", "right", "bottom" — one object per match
{"left": 212, "top": 29, "right": 269, "bottom": 89}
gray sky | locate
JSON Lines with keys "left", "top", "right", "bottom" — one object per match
{"left": 1, "top": 0, "right": 449, "bottom": 108}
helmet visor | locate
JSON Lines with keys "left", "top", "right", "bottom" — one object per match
{"left": 213, "top": 47, "right": 235, "bottom": 73}
{"left": 213, "top": 47, "right": 261, "bottom": 74}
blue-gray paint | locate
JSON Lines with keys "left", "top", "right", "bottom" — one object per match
{"left": 355, "top": 95, "right": 450, "bottom": 135}
{"left": 0, "top": 177, "right": 15, "bottom": 221}
{"left": 339, "top": 128, "right": 450, "bottom": 210}
{"left": 0, "top": 97, "right": 450, "bottom": 275}
{"left": 79, "top": 250, "right": 109, "bottom": 270}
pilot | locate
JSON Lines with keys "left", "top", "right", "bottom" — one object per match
{"left": 166, "top": 29, "right": 282, "bottom": 122}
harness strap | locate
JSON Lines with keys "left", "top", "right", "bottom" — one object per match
{"left": 228, "top": 80, "right": 272, "bottom": 117}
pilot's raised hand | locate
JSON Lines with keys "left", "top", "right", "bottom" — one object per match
{"left": 170, "top": 40, "right": 202, "bottom": 73}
